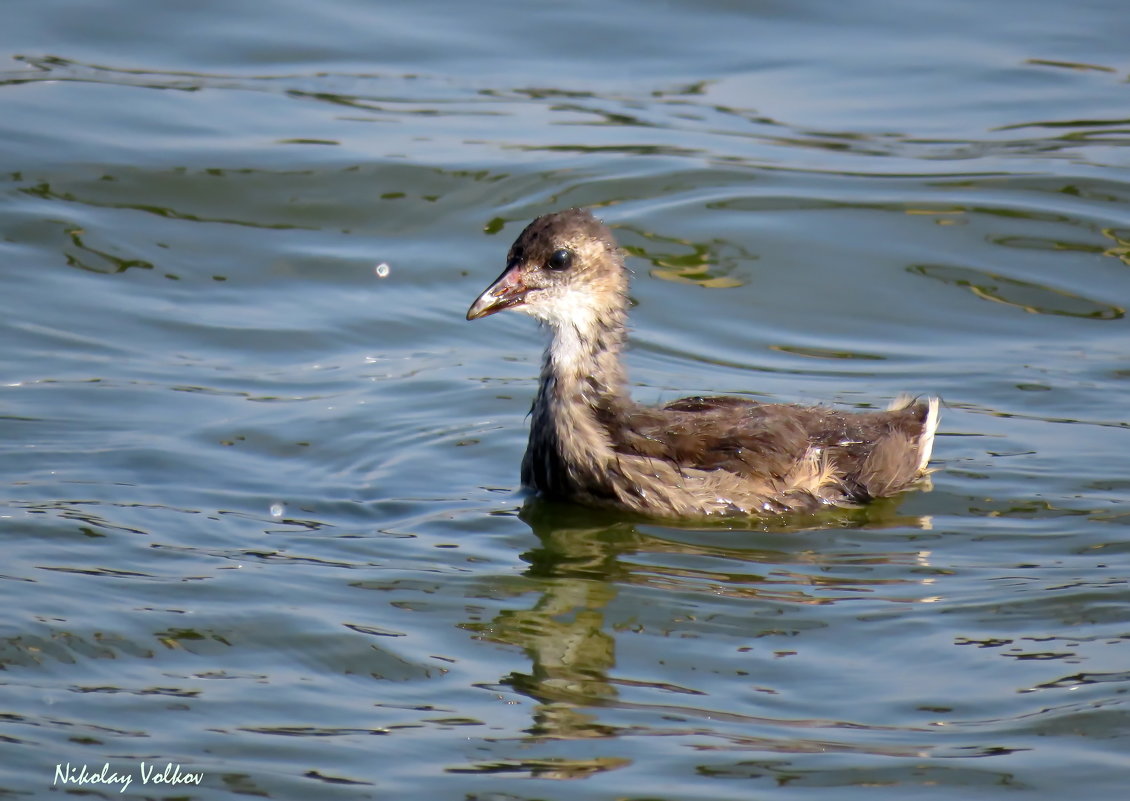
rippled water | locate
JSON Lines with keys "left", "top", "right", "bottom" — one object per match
{"left": 3, "top": 0, "right": 1129, "bottom": 798}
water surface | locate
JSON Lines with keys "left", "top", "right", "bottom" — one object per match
{"left": 2, "top": 0, "right": 1129, "bottom": 798}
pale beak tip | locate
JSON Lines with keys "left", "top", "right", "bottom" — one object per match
{"left": 467, "top": 267, "right": 526, "bottom": 321}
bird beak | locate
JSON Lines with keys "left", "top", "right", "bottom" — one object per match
{"left": 467, "top": 263, "right": 528, "bottom": 320}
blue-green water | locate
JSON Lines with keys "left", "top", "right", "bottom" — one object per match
{"left": 3, "top": 1, "right": 1129, "bottom": 798}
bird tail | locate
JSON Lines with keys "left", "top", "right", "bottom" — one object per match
{"left": 917, "top": 397, "right": 940, "bottom": 473}
{"left": 888, "top": 394, "right": 940, "bottom": 474}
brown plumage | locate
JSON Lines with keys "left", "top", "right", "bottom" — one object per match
{"left": 467, "top": 208, "right": 939, "bottom": 519}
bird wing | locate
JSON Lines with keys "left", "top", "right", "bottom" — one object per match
{"left": 603, "top": 396, "right": 931, "bottom": 498}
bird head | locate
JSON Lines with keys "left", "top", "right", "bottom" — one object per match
{"left": 467, "top": 208, "right": 628, "bottom": 330}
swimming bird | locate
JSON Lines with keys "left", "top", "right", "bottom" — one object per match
{"left": 467, "top": 208, "right": 938, "bottom": 519}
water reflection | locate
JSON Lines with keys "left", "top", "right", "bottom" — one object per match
{"left": 1100, "top": 227, "right": 1130, "bottom": 266}
{"left": 20, "top": 180, "right": 311, "bottom": 232}
{"left": 466, "top": 501, "right": 946, "bottom": 766}
{"left": 62, "top": 225, "right": 154, "bottom": 276}
{"left": 910, "top": 263, "right": 1124, "bottom": 320}
{"left": 618, "top": 224, "right": 753, "bottom": 289}
{"left": 13, "top": 54, "right": 1130, "bottom": 175}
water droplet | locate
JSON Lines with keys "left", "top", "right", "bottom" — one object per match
{"left": 269, "top": 502, "right": 285, "bottom": 519}
{"left": 375, "top": 262, "right": 390, "bottom": 278}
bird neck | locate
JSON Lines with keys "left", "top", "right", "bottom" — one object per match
{"left": 544, "top": 303, "right": 628, "bottom": 397}
{"left": 523, "top": 302, "right": 632, "bottom": 495}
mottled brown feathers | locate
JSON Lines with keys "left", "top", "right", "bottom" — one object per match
{"left": 468, "top": 208, "right": 939, "bottom": 519}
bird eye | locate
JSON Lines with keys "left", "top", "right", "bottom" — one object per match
{"left": 547, "top": 248, "right": 573, "bottom": 271}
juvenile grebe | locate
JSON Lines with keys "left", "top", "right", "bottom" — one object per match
{"left": 467, "top": 208, "right": 938, "bottom": 518}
